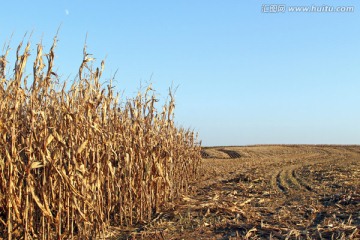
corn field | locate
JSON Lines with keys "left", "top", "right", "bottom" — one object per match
{"left": 0, "top": 35, "right": 202, "bottom": 239}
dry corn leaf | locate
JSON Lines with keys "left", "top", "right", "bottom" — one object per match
{"left": 30, "top": 161, "right": 44, "bottom": 169}
{"left": 77, "top": 140, "right": 88, "bottom": 154}
{"left": 46, "top": 134, "right": 54, "bottom": 146}
{"left": 30, "top": 186, "right": 53, "bottom": 219}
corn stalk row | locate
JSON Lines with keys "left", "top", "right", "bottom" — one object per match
{"left": 0, "top": 36, "right": 201, "bottom": 239}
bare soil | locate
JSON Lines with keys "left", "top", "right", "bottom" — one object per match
{"left": 114, "top": 145, "right": 360, "bottom": 239}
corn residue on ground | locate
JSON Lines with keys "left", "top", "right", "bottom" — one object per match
{"left": 126, "top": 145, "right": 359, "bottom": 239}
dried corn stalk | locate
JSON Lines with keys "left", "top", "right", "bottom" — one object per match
{"left": 0, "top": 35, "right": 201, "bottom": 239}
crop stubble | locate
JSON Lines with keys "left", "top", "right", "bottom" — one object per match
{"left": 134, "top": 145, "right": 360, "bottom": 239}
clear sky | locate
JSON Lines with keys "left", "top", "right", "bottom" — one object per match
{"left": 1, "top": 1, "right": 359, "bottom": 146}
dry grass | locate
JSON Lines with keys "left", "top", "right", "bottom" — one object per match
{"left": 0, "top": 35, "right": 201, "bottom": 239}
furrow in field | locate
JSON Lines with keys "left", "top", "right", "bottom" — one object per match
{"left": 218, "top": 149, "right": 241, "bottom": 158}
{"left": 292, "top": 168, "right": 313, "bottom": 191}
{"left": 276, "top": 170, "right": 287, "bottom": 194}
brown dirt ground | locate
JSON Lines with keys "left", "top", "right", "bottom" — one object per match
{"left": 113, "top": 145, "right": 360, "bottom": 240}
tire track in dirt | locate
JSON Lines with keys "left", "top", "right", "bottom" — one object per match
{"left": 275, "top": 170, "right": 286, "bottom": 193}
{"left": 218, "top": 149, "right": 241, "bottom": 158}
{"left": 271, "top": 148, "right": 335, "bottom": 194}
{"left": 272, "top": 147, "right": 354, "bottom": 194}
{"left": 272, "top": 165, "right": 306, "bottom": 194}
{"left": 200, "top": 150, "right": 210, "bottom": 158}
{"left": 292, "top": 168, "right": 313, "bottom": 191}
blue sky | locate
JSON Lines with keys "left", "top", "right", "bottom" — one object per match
{"left": 1, "top": 1, "right": 359, "bottom": 146}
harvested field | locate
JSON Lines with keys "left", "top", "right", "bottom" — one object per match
{"left": 117, "top": 145, "right": 360, "bottom": 239}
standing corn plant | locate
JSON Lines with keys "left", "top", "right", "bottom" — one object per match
{"left": 0, "top": 35, "right": 201, "bottom": 239}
